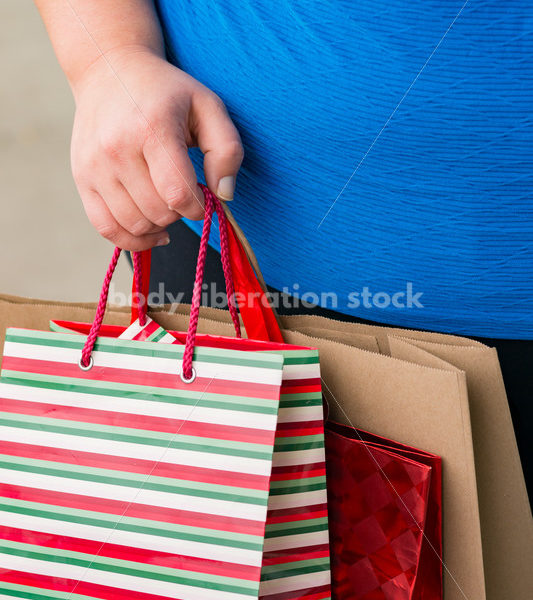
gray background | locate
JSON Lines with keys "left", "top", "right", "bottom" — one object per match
{"left": 0, "top": 0, "right": 130, "bottom": 301}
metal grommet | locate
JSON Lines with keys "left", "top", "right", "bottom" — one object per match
{"left": 78, "top": 356, "right": 94, "bottom": 371}
{"left": 180, "top": 367, "right": 196, "bottom": 384}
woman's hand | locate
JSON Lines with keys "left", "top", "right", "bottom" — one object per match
{"left": 70, "top": 47, "right": 243, "bottom": 251}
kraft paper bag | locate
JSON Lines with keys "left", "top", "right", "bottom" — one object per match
{"left": 387, "top": 335, "right": 532, "bottom": 600}
{"left": 281, "top": 313, "right": 533, "bottom": 600}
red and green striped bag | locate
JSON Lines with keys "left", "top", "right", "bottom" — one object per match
{"left": 0, "top": 189, "right": 331, "bottom": 600}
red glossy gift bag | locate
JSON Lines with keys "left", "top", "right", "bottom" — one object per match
{"left": 325, "top": 421, "right": 442, "bottom": 600}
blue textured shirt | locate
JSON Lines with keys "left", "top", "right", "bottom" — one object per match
{"left": 155, "top": 0, "right": 533, "bottom": 338}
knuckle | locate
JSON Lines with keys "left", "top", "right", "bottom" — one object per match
{"left": 153, "top": 212, "right": 177, "bottom": 228}
{"left": 207, "top": 92, "right": 226, "bottom": 112}
{"left": 222, "top": 140, "right": 244, "bottom": 163}
{"left": 164, "top": 185, "right": 191, "bottom": 210}
{"left": 128, "top": 219, "right": 154, "bottom": 237}
{"left": 100, "top": 132, "right": 125, "bottom": 159}
{"left": 95, "top": 221, "right": 120, "bottom": 242}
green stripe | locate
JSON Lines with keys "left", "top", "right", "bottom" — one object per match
{"left": 0, "top": 448, "right": 269, "bottom": 499}
{"left": 265, "top": 521, "right": 329, "bottom": 540}
{"left": 279, "top": 394, "right": 323, "bottom": 409}
{"left": 5, "top": 329, "right": 283, "bottom": 370}
{"left": 0, "top": 409, "right": 272, "bottom": 454}
{"left": 0, "top": 542, "right": 258, "bottom": 596}
{"left": 0, "top": 372, "right": 280, "bottom": 415}
{"left": 273, "top": 438, "right": 325, "bottom": 452}
{"left": 269, "top": 476, "right": 327, "bottom": 496}
{"left": 268, "top": 482, "right": 326, "bottom": 496}
{"left": 266, "top": 350, "right": 319, "bottom": 365}
{"left": 0, "top": 499, "right": 264, "bottom": 551}
{"left": 265, "top": 517, "right": 329, "bottom": 537}
{"left": 260, "top": 557, "right": 330, "bottom": 582}
{"left": 0, "top": 457, "right": 268, "bottom": 506}
{"left": 269, "top": 475, "right": 325, "bottom": 491}
{"left": 0, "top": 414, "right": 273, "bottom": 461}
{"left": 146, "top": 328, "right": 169, "bottom": 342}
{"left": 274, "top": 434, "right": 323, "bottom": 447}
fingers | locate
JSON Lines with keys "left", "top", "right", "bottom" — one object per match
{"left": 81, "top": 188, "right": 170, "bottom": 252}
{"left": 194, "top": 94, "right": 244, "bottom": 201}
{"left": 118, "top": 154, "right": 180, "bottom": 229}
{"left": 143, "top": 129, "right": 205, "bottom": 221}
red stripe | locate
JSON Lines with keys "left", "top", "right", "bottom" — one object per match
{"left": 0, "top": 483, "right": 264, "bottom": 536}
{"left": 0, "top": 526, "right": 260, "bottom": 582}
{"left": 266, "top": 508, "right": 328, "bottom": 526}
{"left": 275, "top": 425, "right": 324, "bottom": 438}
{"left": 0, "top": 396, "right": 275, "bottom": 446}
{"left": 267, "top": 504, "right": 328, "bottom": 521}
{"left": 281, "top": 378, "right": 321, "bottom": 395}
{"left": 0, "top": 570, "right": 185, "bottom": 600}
{"left": 2, "top": 356, "right": 281, "bottom": 400}
{"left": 262, "top": 544, "right": 331, "bottom": 566}
{"left": 0, "top": 440, "right": 270, "bottom": 491}
{"left": 270, "top": 467, "right": 326, "bottom": 482}
{"left": 259, "top": 584, "right": 331, "bottom": 600}
{"left": 271, "top": 462, "right": 325, "bottom": 475}
{"left": 132, "top": 320, "right": 163, "bottom": 341}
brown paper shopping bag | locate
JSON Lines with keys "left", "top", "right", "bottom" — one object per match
{"left": 281, "top": 314, "right": 533, "bottom": 600}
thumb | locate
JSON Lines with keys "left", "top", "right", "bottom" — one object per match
{"left": 194, "top": 93, "right": 244, "bottom": 201}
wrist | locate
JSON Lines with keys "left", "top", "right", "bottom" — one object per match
{"left": 69, "top": 43, "right": 164, "bottom": 100}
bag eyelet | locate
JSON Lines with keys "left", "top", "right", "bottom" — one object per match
{"left": 180, "top": 367, "right": 196, "bottom": 384}
{"left": 78, "top": 356, "right": 94, "bottom": 371}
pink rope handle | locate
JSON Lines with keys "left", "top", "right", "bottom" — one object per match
{"left": 181, "top": 185, "right": 241, "bottom": 380}
{"left": 80, "top": 185, "right": 241, "bottom": 373}
{"left": 202, "top": 184, "right": 241, "bottom": 338}
{"left": 80, "top": 246, "right": 122, "bottom": 367}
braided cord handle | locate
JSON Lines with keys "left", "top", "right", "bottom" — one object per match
{"left": 181, "top": 185, "right": 241, "bottom": 379}
{"left": 80, "top": 185, "right": 241, "bottom": 372}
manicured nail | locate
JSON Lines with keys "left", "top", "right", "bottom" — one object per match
{"left": 216, "top": 176, "right": 235, "bottom": 201}
{"left": 156, "top": 234, "right": 170, "bottom": 247}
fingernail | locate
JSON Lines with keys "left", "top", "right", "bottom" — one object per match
{"left": 216, "top": 176, "right": 235, "bottom": 201}
{"left": 156, "top": 234, "right": 170, "bottom": 247}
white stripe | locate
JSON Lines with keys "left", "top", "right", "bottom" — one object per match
{"left": 277, "top": 406, "right": 324, "bottom": 423}
{"left": 281, "top": 363, "right": 321, "bottom": 380}
{"left": 0, "top": 552, "right": 255, "bottom": 600}
{"left": 259, "top": 569, "right": 330, "bottom": 595}
{"left": 0, "top": 382, "right": 278, "bottom": 431}
{"left": 117, "top": 320, "right": 144, "bottom": 339}
{"left": 3, "top": 341, "right": 282, "bottom": 386}
{"left": 267, "top": 489, "right": 328, "bottom": 511}
{"left": 263, "top": 530, "right": 330, "bottom": 553}
{"left": 0, "top": 425, "right": 273, "bottom": 477}
{"left": 272, "top": 447, "right": 326, "bottom": 467}
{"left": 0, "top": 467, "right": 268, "bottom": 521}
{"left": 0, "top": 511, "right": 263, "bottom": 568}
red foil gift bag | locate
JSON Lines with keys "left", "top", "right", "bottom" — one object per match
{"left": 325, "top": 421, "right": 442, "bottom": 600}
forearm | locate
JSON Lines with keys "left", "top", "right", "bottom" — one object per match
{"left": 34, "top": 0, "right": 165, "bottom": 90}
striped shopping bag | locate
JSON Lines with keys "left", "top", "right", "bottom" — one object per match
{"left": 0, "top": 188, "right": 331, "bottom": 600}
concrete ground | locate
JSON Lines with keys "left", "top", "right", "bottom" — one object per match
{"left": 0, "top": 0, "right": 130, "bottom": 302}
